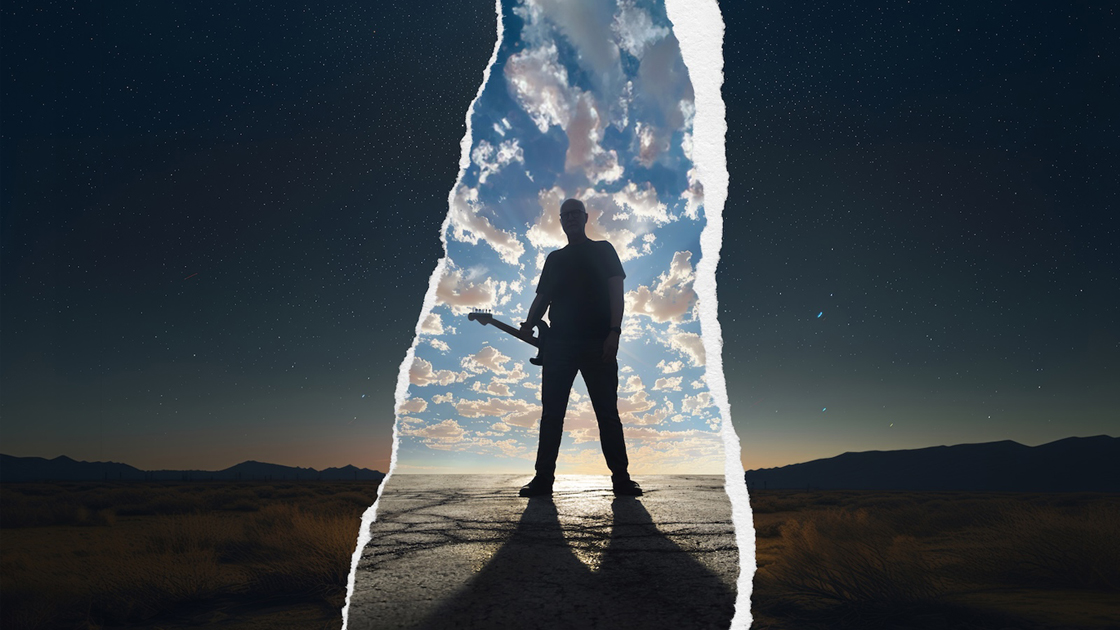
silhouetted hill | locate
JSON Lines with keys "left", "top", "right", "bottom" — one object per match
{"left": 745, "top": 435, "right": 1120, "bottom": 492}
{"left": 0, "top": 454, "right": 384, "bottom": 482}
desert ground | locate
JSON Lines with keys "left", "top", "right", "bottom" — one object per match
{"left": 749, "top": 489, "right": 1120, "bottom": 629}
{"left": 2, "top": 482, "right": 1117, "bottom": 629}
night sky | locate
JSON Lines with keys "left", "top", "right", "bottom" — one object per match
{"left": 2, "top": 1, "right": 1116, "bottom": 473}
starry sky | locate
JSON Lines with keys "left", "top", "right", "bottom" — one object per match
{"left": 2, "top": 0, "right": 1116, "bottom": 473}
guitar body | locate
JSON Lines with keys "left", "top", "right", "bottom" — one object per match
{"left": 467, "top": 311, "right": 548, "bottom": 367}
{"left": 527, "top": 321, "right": 548, "bottom": 366}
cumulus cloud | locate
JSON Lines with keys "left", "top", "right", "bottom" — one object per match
{"left": 682, "top": 391, "right": 714, "bottom": 414}
{"left": 668, "top": 330, "right": 706, "bottom": 367}
{"left": 436, "top": 267, "right": 498, "bottom": 314}
{"left": 421, "top": 313, "right": 446, "bottom": 335}
{"left": 681, "top": 165, "right": 704, "bottom": 220}
{"left": 620, "top": 374, "right": 644, "bottom": 392}
{"left": 431, "top": 392, "right": 455, "bottom": 405}
{"left": 398, "top": 397, "right": 428, "bottom": 414}
{"left": 454, "top": 396, "right": 540, "bottom": 428}
{"left": 461, "top": 345, "right": 514, "bottom": 375}
{"left": 429, "top": 338, "right": 450, "bottom": 353}
{"left": 630, "top": 399, "right": 674, "bottom": 425}
{"left": 626, "top": 250, "right": 697, "bottom": 323}
{"left": 612, "top": 181, "right": 670, "bottom": 224}
{"left": 657, "top": 359, "right": 683, "bottom": 374}
{"left": 612, "top": 0, "right": 669, "bottom": 60}
{"left": 652, "top": 376, "right": 682, "bottom": 392}
{"left": 565, "top": 92, "right": 624, "bottom": 184}
{"left": 637, "top": 35, "right": 694, "bottom": 132}
{"left": 407, "top": 419, "right": 466, "bottom": 443}
{"left": 505, "top": 42, "right": 572, "bottom": 133}
{"left": 634, "top": 121, "right": 669, "bottom": 167}
{"left": 472, "top": 139, "right": 524, "bottom": 184}
{"left": 409, "top": 357, "right": 467, "bottom": 387}
{"left": 448, "top": 185, "right": 525, "bottom": 265}
{"left": 472, "top": 380, "right": 513, "bottom": 397}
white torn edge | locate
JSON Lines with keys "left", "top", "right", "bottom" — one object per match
{"left": 666, "top": 1, "right": 754, "bottom": 628}
{"left": 340, "top": 1, "right": 505, "bottom": 627}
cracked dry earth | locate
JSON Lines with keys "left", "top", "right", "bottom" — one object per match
{"left": 348, "top": 475, "right": 739, "bottom": 630}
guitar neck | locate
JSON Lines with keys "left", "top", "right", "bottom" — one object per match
{"left": 488, "top": 318, "right": 538, "bottom": 348}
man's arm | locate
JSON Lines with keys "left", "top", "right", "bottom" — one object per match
{"left": 519, "top": 292, "right": 549, "bottom": 340}
{"left": 602, "top": 275, "right": 623, "bottom": 361}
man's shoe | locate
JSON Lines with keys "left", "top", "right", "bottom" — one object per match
{"left": 519, "top": 476, "right": 553, "bottom": 497}
{"left": 612, "top": 479, "right": 643, "bottom": 496}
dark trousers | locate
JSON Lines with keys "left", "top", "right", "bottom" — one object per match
{"left": 534, "top": 339, "right": 630, "bottom": 481}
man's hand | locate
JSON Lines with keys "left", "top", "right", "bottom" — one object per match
{"left": 519, "top": 321, "right": 536, "bottom": 342}
{"left": 602, "top": 329, "right": 620, "bottom": 362}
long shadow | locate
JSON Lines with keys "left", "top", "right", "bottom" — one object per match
{"left": 416, "top": 495, "right": 736, "bottom": 629}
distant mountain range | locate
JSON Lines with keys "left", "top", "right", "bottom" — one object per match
{"left": 745, "top": 435, "right": 1119, "bottom": 492}
{"left": 0, "top": 454, "right": 385, "bottom": 482}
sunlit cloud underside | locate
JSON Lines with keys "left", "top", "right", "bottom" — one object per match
{"left": 396, "top": 0, "right": 721, "bottom": 475}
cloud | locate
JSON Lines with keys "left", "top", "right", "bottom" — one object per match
{"left": 436, "top": 266, "right": 497, "bottom": 315}
{"left": 633, "top": 121, "right": 669, "bottom": 167}
{"left": 682, "top": 391, "right": 714, "bottom": 414}
{"left": 421, "top": 313, "right": 446, "bottom": 335}
{"left": 407, "top": 419, "right": 466, "bottom": 443}
{"left": 612, "top": 181, "right": 670, "bottom": 224}
{"left": 612, "top": 0, "right": 670, "bottom": 60}
{"left": 454, "top": 396, "right": 540, "bottom": 428}
{"left": 504, "top": 42, "right": 572, "bottom": 133}
{"left": 461, "top": 345, "right": 514, "bottom": 375}
{"left": 398, "top": 397, "right": 428, "bottom": 414}
{"left": 472, "top": 138, "right": 524, "bottom": 184}
{"left": 618, "top": 390, "right": 656, "bottom": 415}
{"left": 681, "top": 165, "right": 704, "bottom": 220}
{"left": 652, "top": 376, "right": 682, "bottom": 392}
{"left": 565, "top": 92, "right": 624, "bottom": 184}
{"left": 629, "top": 399, "right": 674, "bottom": 426}
{"left": 448, "top": 185, "right": 525, "bottom": 265}
{"left": 620, "top": 374, "right": 644, "bottom": 392}
{"left": 657, "top": 359, "right": 683, "bottom": 374}
{"left": 626, "top": 250, "right": 697, "bottom": 323}
{"left": 636, "top": 34, "right": 694, "bottom": 132}
{"left": 429, "top": 338, "right": 450, "bottom": 353}
{"left": 472, "top": 380, "right": 513, "bottom": 397}
{"left": 668, "top": 330, "right": 706, "bottom": 367}
{"left": 409, "top": 357, "right": 467, "bottom": 387}
{"left": 431, "top": 392, "right": 455, "bottom": 405}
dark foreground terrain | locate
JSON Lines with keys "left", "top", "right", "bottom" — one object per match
{"left": 750, "top": 490, "right": 1120, "bottom": 629}
{"left": 0, "top": 481, "right": 381, "bottom": 629}
{"left": 3, "top": 482, "right": 1118, "bottom": 629}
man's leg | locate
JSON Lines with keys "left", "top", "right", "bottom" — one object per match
{"left": 580, "top": 353, "right": 630, "bottom": 481}
{"left": 534, "top": 349, "right": 579, "bottom": 480}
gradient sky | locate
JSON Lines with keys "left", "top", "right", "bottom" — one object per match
{"left": 2, "top": 0, "right": 1116, "bottom": 473}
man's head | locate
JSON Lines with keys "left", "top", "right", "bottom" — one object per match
{"left": 559, "top": 198, "right": 588, "bottom": 242}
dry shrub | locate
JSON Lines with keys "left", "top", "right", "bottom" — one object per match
{"left": 0, "top": 489, "right": 117, "bottom": 528}
{"left": 755, "top": 519, "right": 785, "bottom": 538}
{"left": 764, "top": 508, "right": 947, "bottom": 624}
{"left": 967, "top": 501, "right": 1120, "bottom": 591}
{"left": 240, "top": 503, "right": 359, "bottom": 607}
{"left": 0, "top": 482, "right": 378, "bottom": 629}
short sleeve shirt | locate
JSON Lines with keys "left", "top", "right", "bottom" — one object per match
{"left": 537, "top": 239, "right": 625, "bottom": 341}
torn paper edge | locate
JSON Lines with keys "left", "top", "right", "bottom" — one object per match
{"left": 340, "top": 1, "right": 505, "bottom": 627}
{"left": 666, "top": 0, "right": 755, "bottom": 628}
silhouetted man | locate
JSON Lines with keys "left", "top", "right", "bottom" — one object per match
{"left": 518, "top": 198, "right": 642, "bottom": 497}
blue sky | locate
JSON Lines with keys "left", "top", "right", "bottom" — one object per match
{"left": 395, "top": 0, "right": 724, "bottom": 474}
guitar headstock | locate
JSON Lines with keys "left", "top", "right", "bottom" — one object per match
{"left": 467, "top": 310, "right": 494, "bottom": 325}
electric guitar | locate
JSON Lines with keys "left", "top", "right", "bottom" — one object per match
{"left": 467, "top": 311, "right": 548, "bottom": 366}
